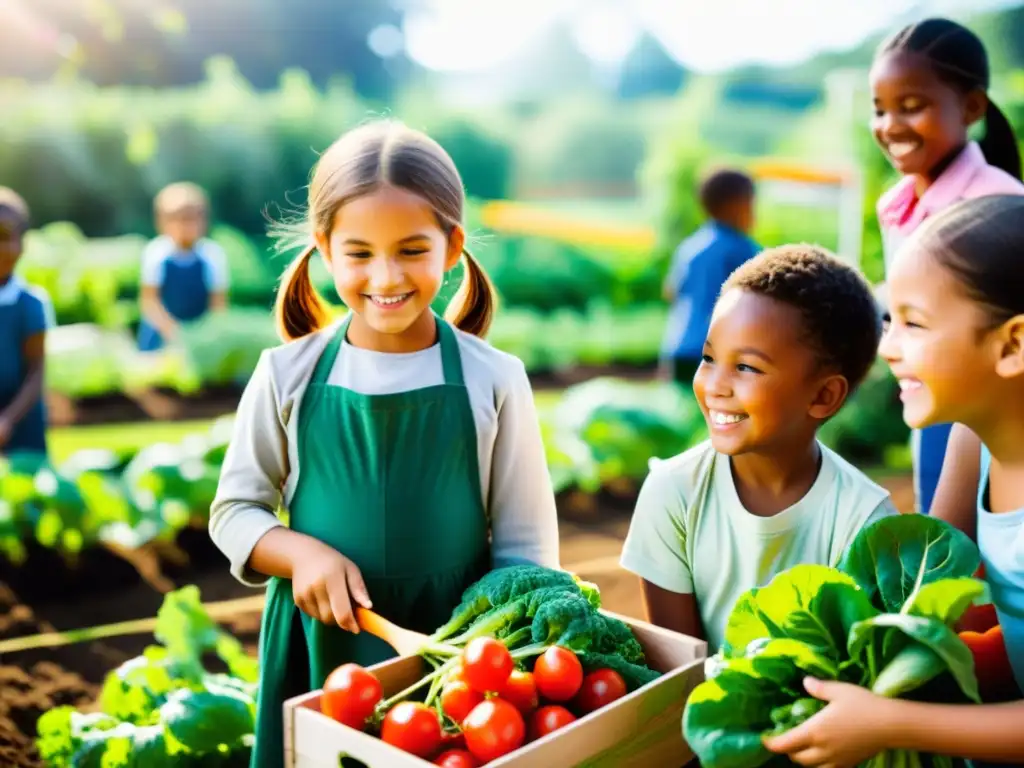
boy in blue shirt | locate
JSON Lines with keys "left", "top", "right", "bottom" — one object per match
{"left": 138, "top": 182, "right": 229, "bottom": 352}
{"left": 0, "top": 188, "right": 54, "bottom": 455}
{"left": 662, "top": 169, "right": 761, "bottom": 385}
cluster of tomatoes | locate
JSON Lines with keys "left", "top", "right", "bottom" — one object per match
{"left": 320, "top": 637, "right": 629, "bottom": 766}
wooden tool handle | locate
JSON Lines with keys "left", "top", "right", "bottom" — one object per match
{"left": 355, "top": 608, "right": 430, "bottom": 656}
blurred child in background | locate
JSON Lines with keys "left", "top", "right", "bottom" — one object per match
{"left": 137, "top": 181, "right": 230, "bottom": 352}
{"left": 0, "top": 188, "right": 54, "bottom": 456}
{"left": 661, "top": 168, "right": 761, "bottom": 388}
{"left": 132, "top": 182, "right": 230, "bottom": 419}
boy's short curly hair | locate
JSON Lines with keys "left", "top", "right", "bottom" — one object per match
{"left": 723, "top": 244, "right": 882, "bottom": 391}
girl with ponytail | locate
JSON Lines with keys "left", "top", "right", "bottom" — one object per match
{"left": 869, "top": 17, "right": 1024, "bottom": 518}
{"left": 210, "top": 119, "right": 560, "bottom": 768}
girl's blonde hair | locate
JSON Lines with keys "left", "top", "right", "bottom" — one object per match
{"left": 273, "top": 120, "right": 496, "bottom": 342}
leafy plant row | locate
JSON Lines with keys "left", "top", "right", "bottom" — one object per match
{"left": 1, "top": 368, "right": 908, "bottom": 568}
{"left": 0, "top": 418, "right": 232, "bottom": 564}
{"left": 37, "top": 586, "right": 258, "bottom": 767}
{"left": 44, "top": 303, "right": 670, "bottom": 401}
{"left": 0, "top": 379, "right": 701, "bottom": 566}
{"left": 22, "top": 210, "right": 664, "bottom": 334}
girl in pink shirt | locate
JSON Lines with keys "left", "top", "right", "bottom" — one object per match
{"left": 870, "top": 18, "right": 1024, "bottom": 516}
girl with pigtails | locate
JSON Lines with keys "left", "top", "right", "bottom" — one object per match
{"left": 208, "top": 120, "right": 560, "bottom": 767}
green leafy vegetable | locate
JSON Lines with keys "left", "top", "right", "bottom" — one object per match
{"left": 160, "top": 687, "right": 254, "bottom": 753}
{"left": 684, "top": 515, "right": 985, "bottom": 768}
{"left": 840, "top": 515, "right": 980, "bottom": 614}
{"left": 36, "top": 587, "right": 256, "bottom": 767}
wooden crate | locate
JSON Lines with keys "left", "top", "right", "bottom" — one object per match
{"left": 284, "top": 611, "right": 707, "bottom": 767}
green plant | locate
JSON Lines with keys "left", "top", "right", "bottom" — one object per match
{"left": 36, "top": 587, "right": 257, "bottom": 767}
{"left": 683, "top": 515, "right": 985, "bottom": 768}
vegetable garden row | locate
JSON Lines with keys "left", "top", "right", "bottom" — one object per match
{"left": 2, "top": 379, "right": 702, "bottom": 578}
{"left": 2, "top": 368, "right": 908, "bottom": 584}
{"left": 26, "top": 207, "right": 671, "bottom": 406}
{"left": 46, "top": 304, "right": 667, "bottom": 404}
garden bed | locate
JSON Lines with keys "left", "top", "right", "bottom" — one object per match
{"left": 0, "top": 495, "right": 644, "bottom": 767}
{"left": 50, "top": 365, "right": 660, "bottom": 427}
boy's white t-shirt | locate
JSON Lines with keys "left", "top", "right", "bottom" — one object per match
{"left": 619, "top": 440, "right": 897, "bottom": 653}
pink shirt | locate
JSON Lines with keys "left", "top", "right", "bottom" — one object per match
{"left": 877, "top": 141, "right": 1024, "bottom": 272}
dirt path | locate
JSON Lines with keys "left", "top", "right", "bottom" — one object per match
{"left": 0, "top": 474, "right": 914, "bottom": 767}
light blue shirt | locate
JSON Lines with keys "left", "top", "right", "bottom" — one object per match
{"left": 140, "top": 235, "right": 229, "bottom": 291}
{"left": 978, "top": 446, "right": 1024, "bottom": 690}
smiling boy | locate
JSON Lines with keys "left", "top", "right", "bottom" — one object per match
{"left": 620, "top": 244, "right": 898, "bottom": 652}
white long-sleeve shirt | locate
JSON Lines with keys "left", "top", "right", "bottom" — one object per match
{"left": 209, "top": 319, "right": 562, "bottom": 586}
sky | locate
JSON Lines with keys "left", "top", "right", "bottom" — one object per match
{"left": 402, "top": 0, "right": 1021, "bottom": 73}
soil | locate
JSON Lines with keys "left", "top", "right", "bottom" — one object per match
{"left": 0, "top": 475, "right": 917, "bottom": 767}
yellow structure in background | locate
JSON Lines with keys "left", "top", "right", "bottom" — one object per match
{"left": 479, "top": 158, "right": 863, "bottom": 267}
{"left": 479, "top": 200, "right": 657, "bottom": 251}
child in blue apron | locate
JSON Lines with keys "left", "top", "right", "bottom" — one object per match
{"left": 869, "top": 18, "right": 1024, "bottom": 515}
{"left": 0, "top": 188, "right": 53, "bottom": 458}
{"left": 137, "top": 182, "right": 229, "bottom": 352}
{"left": 208, "top": 120, "right": 561, "bottom": 768}
{"left": 765, "top": 196, "right": 1024, "bottom": 766}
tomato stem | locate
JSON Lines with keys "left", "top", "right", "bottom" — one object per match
{"left": 381, "top": 656, "right": 461, "bottom": 710}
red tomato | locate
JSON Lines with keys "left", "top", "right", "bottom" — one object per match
{"left": 433, "top": 749, "right": 479, "bottom": 768}
{"left": 440, "top": 730, "right": 466, "bottom": 751}
{"left": 500, "top": 669, "right": 539, "bottom": 714}
{"left": 533, "top": 647, "right": 583, "bottom": 702}
{"left": 462, "top": 698, "right": 526, "bottom": 763}
{"left": 574, "top": 669, "right": 627, "bottom": 713}
{"left": 381, "top": 702, "right": 443, "bottom": 758}
{"left": 528, "top": 705, "right": 576, "bottom": 741}
{"left": 440, "top": 680, "right": 485, "bottom": 724}
{"left": 462, "top": 637, "right": 514, "bottom": 694}
{"left": 447, "top": 660, "right": 467, "bottom": 684}
{"left": 319, "top": 664, "right": 382, "bottom": 730}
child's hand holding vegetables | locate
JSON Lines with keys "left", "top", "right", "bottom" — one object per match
{"left": 764, "top": 677, "right": 1024, "bottom": 766}
{"left": 762, "top": 677, "right": 896, "bottom": 767}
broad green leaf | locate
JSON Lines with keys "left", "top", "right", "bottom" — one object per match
{"left": 745, "top": 638, "right": 840, "bottom": 683}
{"left": 160, "top": 687, "right": 253, "bottom": 754}
{"left": 128, "top": 725, "right": 176, "bottom": 767}
{"left": 98, "top": 736, "right": 131, "bottom": 767}
{"left": 840, "top": 516, "right": 980, "bottom": 614}
{"left": 154, "top": 586, "right": 223, "bottom": 661}
{"left": 683, "top": 668, "right": 792, "bottom": 768}
{"left": 684, "top": 638, "right": 845, "bottom": 767}
{"left": 904, "top": 578, "right": 985, "bottom": 627}
{"left": 848, "top": 613, "right": 979, "bottom": 703}
{"left": 722, "top": 565, "right": 878, "bottom": 662}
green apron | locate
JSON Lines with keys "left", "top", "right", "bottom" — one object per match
{"left": 252, "top": 315, "right": 491, "bottom": 768}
